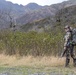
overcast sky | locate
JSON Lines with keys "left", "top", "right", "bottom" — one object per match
{"left": 6, "top": 0, "right": 68, "bottom": 6}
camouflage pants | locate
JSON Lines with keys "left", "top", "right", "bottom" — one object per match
{"left": 66, "top": 45, "right": 75, "bottom": 59}
{"left": 65, "top": 45, "right": 76, "bottom": 66}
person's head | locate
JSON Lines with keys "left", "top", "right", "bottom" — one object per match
{"left": 64, "top": 25, "right": 72, "bottom": 32}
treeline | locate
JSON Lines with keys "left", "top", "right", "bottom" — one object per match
{"left": 0, "top": 28, "right": 64, "bottom": 56}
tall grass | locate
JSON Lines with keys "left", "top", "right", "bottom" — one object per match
{"left": 0, "top": 54, "right": 65, "bottom": 67}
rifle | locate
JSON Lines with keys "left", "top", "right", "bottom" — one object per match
{"left": 61, "top": 42, "right": 71, "bottom": 57}
{"left": 61, "top": 49, "right": 67, "bottom": 57}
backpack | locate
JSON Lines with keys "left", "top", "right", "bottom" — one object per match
{"left": 72, "top": 28, "right": 76, "bottom": 45}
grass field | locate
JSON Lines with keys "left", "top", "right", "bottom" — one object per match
{"left": 0, "top": 54, "right": 65, "bottom": 67}
{"left": 0, "top": 66, "right": 76, "bottom": 75}
{"left": 0, "top": 54, "right": 76, "bottom": 75}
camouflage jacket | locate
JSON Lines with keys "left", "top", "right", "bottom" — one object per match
{"left": 64, "top": 31, "right": 72, "bottom": 47}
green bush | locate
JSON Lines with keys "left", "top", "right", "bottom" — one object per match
{"left": 0, "top": 28, "right": 64, "bottom": 56}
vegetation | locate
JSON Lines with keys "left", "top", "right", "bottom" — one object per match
{"left": 0, "top": 65, "right": 76, "bottom": 75}
{"left": 0, "top": 26, "right": 64, "bottom": 56}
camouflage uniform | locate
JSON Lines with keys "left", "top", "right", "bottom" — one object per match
{"left": 64, "top": 30, "right": 76, "bottom": 67}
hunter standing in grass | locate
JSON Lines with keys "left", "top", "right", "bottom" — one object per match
{"left": 63, "top": 25, "right": 76, "bottom": 67}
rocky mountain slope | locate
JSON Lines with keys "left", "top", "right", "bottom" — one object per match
{"left": 21, "top": 4, "right": 76, "bottom": 32}
{"left": 56, "top": 5, "right": 76, "bottom": 26}
{"left": 17, "top": 0, "right": 76, "bottom": 25}
{"left": 0, "top": 0, "right": 42, "bottom": 29}
{"left": 0, "top": 0, "right": 76, "bottom": 30}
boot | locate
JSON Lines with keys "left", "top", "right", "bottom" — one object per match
{"left": 73, "top": 58, "right": 76, "bottom": 67}
{"left": 65, "top": 59, "right": 70, "bottom": 67}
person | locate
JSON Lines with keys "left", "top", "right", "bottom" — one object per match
{"left": 64, "top": 25, "right": 76, "bottom": 67}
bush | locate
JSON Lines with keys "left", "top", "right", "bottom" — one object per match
{"left": 0, "top": 29, "right": 64, "bottom": 56}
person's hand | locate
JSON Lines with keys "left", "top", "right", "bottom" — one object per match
{"left": 64, "top": 46, "right": 67, "bottom": 50}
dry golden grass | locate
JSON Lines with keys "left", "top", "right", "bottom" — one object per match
{"left": 0, "top": 54, "right": 66, "bottom": 67}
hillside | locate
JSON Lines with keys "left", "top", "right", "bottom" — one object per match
{"left": 21, "top": 4, "right": 76, "bottom": 32}
{"left": 0, "top": 0, "right": 42, "bottom": 18}
{"left": 0, "top": 0, "right": 42, "bottom": 29}
{"left": 17, "top": 0, "right": 76, "bottom": 25}
{"left": 20, "top": 17, "right": 54, "bottom": 32}
{"left": 56, "top": 5, "right": 76, "bottom": 26}
{"left": 16, "top": 7, "right": 56, "bottom": 25}
{"left": 0, "top": 0, "right": 76, "bottom": 29}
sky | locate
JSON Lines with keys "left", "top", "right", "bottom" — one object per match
{"left": 6, "top": 0, "right": 68, "bottom": 6}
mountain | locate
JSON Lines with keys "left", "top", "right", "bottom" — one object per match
{"left": 0, "top": 0, "right": 25, "bottom": 18}
{"left": 0, "top": 0, "right": 42, "bottom": 29}
{"left": 25, "top": 3, "right": 42, "bottom": 10}
{"left": 20, "top": 17, "right": 54, "bottom": 32}
{"left": 0, "top": 0, "right": 76, "bottom": 30}
{"left": 21, "top": 4, "right": 76, "bottom": 32}
{"left": 0, "top": 0, "right": 43, "bottom": 18}
{"left": 0, "top": 0, "right": 25, "bottom": 28}
{"left": 17, "top": 0, "right": 76, "bottom": 25}
{"left": 17, "top": 6, "right": 57, "bottom": 25}
{"left": 56, "top": 5, "right": 76, "bottom": 26}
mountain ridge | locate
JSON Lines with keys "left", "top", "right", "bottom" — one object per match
{"left": 21, "top": 4, "right": 76, "bottom": 32}
{"left": 17, "top": 0, "right": 76, "bottom": 25}
{"left": 0, "top": 0, "right": 76, "bottom": 30}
